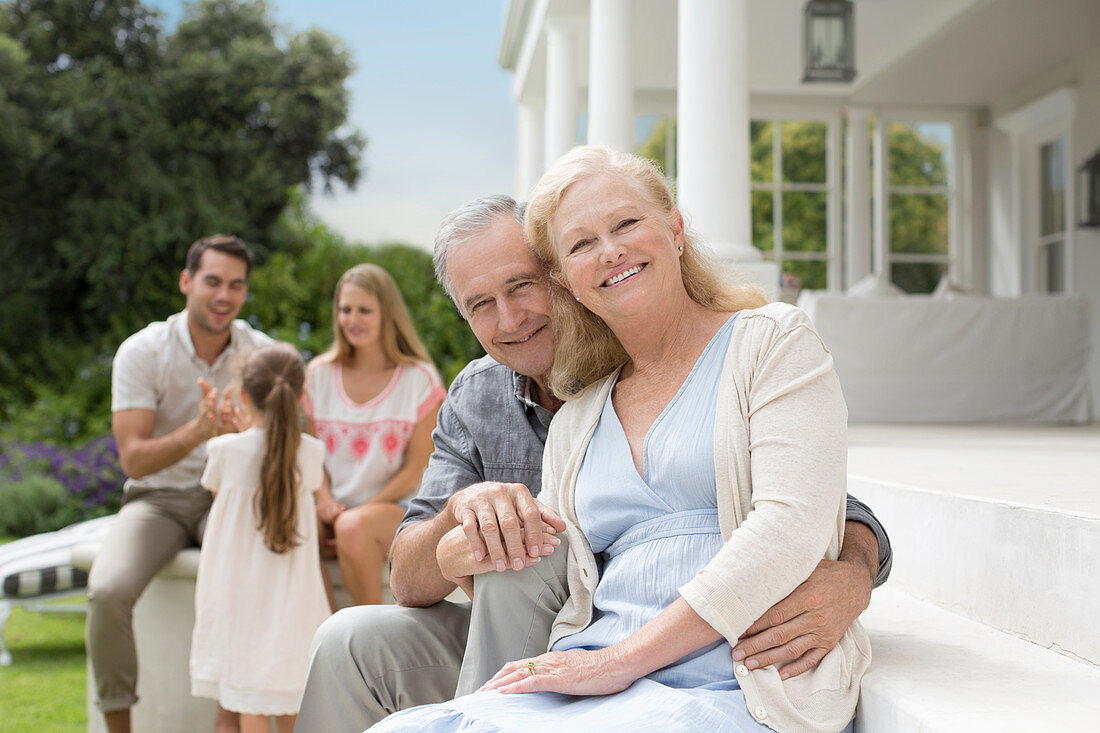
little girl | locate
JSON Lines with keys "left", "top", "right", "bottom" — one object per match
{"left": 190, "top": 343, "right": 330, "bottom": 733}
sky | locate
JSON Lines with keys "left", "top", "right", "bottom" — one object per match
{"left": 153, "top": 0, "right": 517, "bottom": 251}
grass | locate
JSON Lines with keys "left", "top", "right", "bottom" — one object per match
{"left": 0, "top": 605, "right": 88, "bottom": 732}
{"left": 0, "top": 536, "right": 87, "bottom": 732}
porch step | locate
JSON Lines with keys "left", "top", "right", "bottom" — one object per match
{"left": 858, "top": 588, "right": 1100, "bottom": 732}
{"left": 847, "top": 423, "right": 1100, "bottom": 668}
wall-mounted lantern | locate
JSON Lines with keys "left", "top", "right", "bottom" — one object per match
{"left": 1077, "top": 151, "right": 1100, "bottom": 228}
{"left": 803, "top": 0, "right": 856, "bottom": 84}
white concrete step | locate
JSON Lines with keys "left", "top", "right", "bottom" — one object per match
{"left": 847, "top": 423, "right": 1100, "bottom": 668}
{"left": 858, "top": 588, "right": 1100, "bottom": 732}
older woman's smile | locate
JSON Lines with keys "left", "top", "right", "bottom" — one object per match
{"left": 603, "top": 263, "right": 646, "bottom": 287}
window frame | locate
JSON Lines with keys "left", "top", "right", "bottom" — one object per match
{"left": 749, "top": 107, "right": 843, "bottom": 292}
{"left": 993, "top": 86, "right": 1077, "bottom": 296}
{"left": 1037, "top": 135, "right": 1068, "bottom": 293}
{"left": 872, "top": 109, "right": 971, "bottom": 292}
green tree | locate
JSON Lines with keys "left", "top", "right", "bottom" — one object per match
{"left": 0, "top": 0, "right": 364, "bottom": 412}
{"left": 886, "top": 122, "right": 949, "bottom": 293}
{"left": 636, "top": 117, "right": 675, "bottom": 177}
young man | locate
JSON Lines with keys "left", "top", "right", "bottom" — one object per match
{"left": 294, "top": 198, "right": 891, "bottom": 733}
{"left": 87, "top": 235, "right": 272, "bottom": 733}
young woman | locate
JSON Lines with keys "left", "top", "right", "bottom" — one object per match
{"left": 304, "top": 264, "right": 446, "bottom": 605}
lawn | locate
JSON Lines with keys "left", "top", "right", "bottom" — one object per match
{"left": 0, "top": 533, "right": 87, "bottom": 733}
{"left": 0, "top": 604, "right": 87, "bottom": 732}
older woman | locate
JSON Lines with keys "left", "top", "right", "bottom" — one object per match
{"left": 372, "top": 148, "right": 869, "bottom": 732}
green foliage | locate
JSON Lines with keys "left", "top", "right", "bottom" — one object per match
{"left": 886, "top": 123, "right": 950, "bottom": 293}
{"left": 248, "top": 198, "right": 483, "bottom": 383}
{"left": 0, "top": 475, "right": 84, "bottom": 536}
{"left": 889, "top": 122, "right": 948, "bottom": 186}
{"left": 636, "top": 117, "right": 675, "bottom": 176}
{"left": 887, "top": 123, "right": 949, "bottom": 249}
{"left": 750, "top": 121, "right": 829, "bottom": 290}
{"left": 0, "top": 0, "right": 364, "bottom": 412}
{"left": 0, "top": 435, "right": 122, "bottom": 534}
{"left": 781, "top": 121, "right": 827, "bottom": 184}
{"left": 0, "top": 341, "right": 114, "bottom": 442}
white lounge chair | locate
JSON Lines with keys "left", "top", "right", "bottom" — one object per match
{"left": 0, "top": 514, "right": 116, "bottom": 665}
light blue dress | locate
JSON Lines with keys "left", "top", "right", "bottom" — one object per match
{"left": 370, "top": 316, "right": 821, "bottom": 732}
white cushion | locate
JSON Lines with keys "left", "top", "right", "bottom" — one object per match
{"left": 932, "top": 274, "right": 970, "bottom": 298}
{"left": 847, "top": 273, "right": 905, "bottom": 297}
{"left": 0, "top": 515, "right": 115, "bottom": 598}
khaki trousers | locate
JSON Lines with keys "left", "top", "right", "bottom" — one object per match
{"left": 294, "top": 539, "right": 570, "bottom": 733}
{"left": 85, "top": 486, "right": 212, "bottom": 712}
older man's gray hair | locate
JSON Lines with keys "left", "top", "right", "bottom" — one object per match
{"left": 433, "top": 195, "right": 526, "bottom": 306}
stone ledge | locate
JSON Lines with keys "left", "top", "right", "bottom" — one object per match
{"left": 858, "top": 588, "right": 1100, "bottom": 733}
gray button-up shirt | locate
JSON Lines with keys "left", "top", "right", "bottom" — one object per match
{"left": 400, "top": 355, "right": 551, "bottom": 532}
{"left": 399, "top": 354, "right": 892, "bottom": 586}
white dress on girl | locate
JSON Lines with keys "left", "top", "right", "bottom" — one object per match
{"left": 190, "top": 428, "right": 330, "bottom": 715}
{"left": 303, "top": 359, "right": 446, "bottom": 507}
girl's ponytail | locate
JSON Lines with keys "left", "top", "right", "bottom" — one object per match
{"left": 241, "top": 343, "right": 306, "bottom": 553}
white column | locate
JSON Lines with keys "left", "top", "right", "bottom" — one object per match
{"left": 677, "top": 0, "right": 776, "bottom": 293}
{"left": 544, "top": 21, "right": 578, "bottom": 169}
{"left": 515, "top": 101, "right": 544, "bottom": 199}
{"left": 827, "top": 117, "right": 843, "bottom": 291}
{"left": 587, "top": 0, "right": 634, "bottom": 152}
{"left": 871, "top": 114, "right": 889, "bottom": 277}
{"left": 845, "top": 107, "right": 872, "bottom": 287}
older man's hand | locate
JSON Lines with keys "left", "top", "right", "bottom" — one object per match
{"left": 731, "top": 559, "right": 870, "bottom": 679}
{"left": 436, "top": 522, "right": 559, "bottom": 588}
{"left": 446, "top": 482, "right": 566, "bottom": 573}
{"left": 732, "top": 521, "right": 879, "bottom": 679}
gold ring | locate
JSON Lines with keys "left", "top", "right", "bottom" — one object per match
{"left": 527, "top": 661, "right": 536, "bottom": 675}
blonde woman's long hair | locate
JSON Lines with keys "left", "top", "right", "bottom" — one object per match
{"left": 525, "top": 145, "right": 767, "bottom": 399}
{"left": 317, "top": 263, "right": 433, "bottom": 367}
{"left": 240, "top": 343, "right": 307, "bottom": 553}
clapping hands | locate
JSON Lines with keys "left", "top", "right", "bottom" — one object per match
{"left": 197, "top": 378, "right": 250, "bottom": 438}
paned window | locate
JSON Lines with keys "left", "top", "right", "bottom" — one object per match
{"left": 751, "top": 119, "right": 838, "bottom": 292}
{"left": 883, "top": 121, "right": 955, "bottom": 293}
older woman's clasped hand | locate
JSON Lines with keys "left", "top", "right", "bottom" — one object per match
{"left": 480, "top": 648, "right": 638, "bottom": 697}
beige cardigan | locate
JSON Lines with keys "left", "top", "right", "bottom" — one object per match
{"left": 540, "top": 303, "right": 871, "bottom": 733}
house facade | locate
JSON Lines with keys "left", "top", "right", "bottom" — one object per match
{"left": 497, "top": 0, "right": 1100, "bottom": 411}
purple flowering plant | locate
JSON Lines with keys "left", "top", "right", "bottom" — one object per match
{"left": 0, "top": 435, "right": 123, "bottom": 524}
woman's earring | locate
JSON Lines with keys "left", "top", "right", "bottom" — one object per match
{"left": 677, "top": 245, "right": 684, "bottom": 252}
{"left": 575, "top": 295, "right": 581, "bottom": 302}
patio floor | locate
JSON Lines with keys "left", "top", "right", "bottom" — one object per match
{"left": 847, "top": 422, "right": 1100, "bottom": 515}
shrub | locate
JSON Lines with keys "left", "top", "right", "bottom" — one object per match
{"left": 0, "top": 343, "right": 114, "bottom": 444}
{"left": 0, "top": 436, "right": 123, "bottom": 536}
{"left": 0, "top": 475, "right": 84, "bottom": 537}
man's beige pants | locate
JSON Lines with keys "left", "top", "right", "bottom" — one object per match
{"left": 294, "top": 539, "right": 570, "bottom": 733}
{"left": 85, "top": 486, "right": 212, "bottom": 712}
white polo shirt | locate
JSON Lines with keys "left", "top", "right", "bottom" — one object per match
{"left": 111, "top": 310, "right": 273, "bottom": 492}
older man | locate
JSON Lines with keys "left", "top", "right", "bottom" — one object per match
{"left": 294, "top": 197, "right": 890, "bottom": 733}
